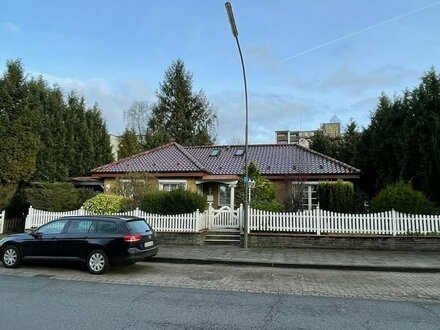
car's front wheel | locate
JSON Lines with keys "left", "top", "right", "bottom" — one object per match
{"left": 86, "top": 249, "right": 109, "bottom": 275}
{"left": 2, "top": 245, "right": 21, "bottom": 268}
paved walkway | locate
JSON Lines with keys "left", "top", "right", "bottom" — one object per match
{"left": 152, "top": 245, "right": 440, "bottom": 272}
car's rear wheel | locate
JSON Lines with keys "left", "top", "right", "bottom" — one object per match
{"left": 2, "top": 245, "right": 21, "bottom": 268}
{"left": 86, "top": 250, "right": 109, "bottom": 275}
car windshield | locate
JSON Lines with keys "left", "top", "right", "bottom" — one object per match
{"left": 126, "top": 220, "right": 151, "bottom": 234}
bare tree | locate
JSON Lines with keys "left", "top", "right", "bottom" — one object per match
{"left": 108, "top": 172, "right": 157, "bottom": 210}
{"left": 123, "top": 101, "right": 151, "bottom": 146}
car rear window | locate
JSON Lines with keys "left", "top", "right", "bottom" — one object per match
{"left": 126, "top": 220, "right": 151, "bottom": 234}
{"left": 96, "top": 221, "right": 118, "bottom": 233}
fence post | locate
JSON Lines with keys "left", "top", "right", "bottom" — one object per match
{"left": 194, "top": 209, "right": 197, "bottom": 232}
{"left": 25, "top": 206, "right": 34, "bottom": 230}
{"left": 247, "top": 204, "right": 251, "bottom": 234}
{"left": 195, "top": 209, "right": 200, "bottom": 232}
{"left": 247, "top": 206, "right": 251, "bottom": 233}
{"left": 0, "top": 210, "right": 5, "bottom": 234}
{"left": 200, "top": 209, "right": 205, "bottom": 231}
{"left": 391, "top": 209, "right": 397, "bottom": 236}
{"left": 316, "top": 205, "right": 321, "bottom": 236}
{"left": 207, "top": 202, "right": 213, "bottom": 229}
{"left": 78, "top": 207, "right": 85, "bottom": 216}
{"left": 238, "top": 203, "right": 243, "bottom": 232}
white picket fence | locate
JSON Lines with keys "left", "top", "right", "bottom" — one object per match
{"left": 25, "top": 206, "right": 206, "bottom": 233}
{"left": 249, "top": 207, "right": 440, "bottom": 236}
{"left": 23, "top": 205, "right": 440, "bottom": 236}
{"left": 118, "top": 208, "right": 206, "bottom": 232}
{"left": 0, "top": 210, "right": 5, "bottom": 234}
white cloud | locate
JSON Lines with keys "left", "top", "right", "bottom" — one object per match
{"left": 290, "top": 65, "right": 417, "bottom": 96}
{"left": 247, "top": 46, "right": 282, "bottom": 72}
{"left": 2, "top": 21, "right": 20, "bottom": 33}
{"left": 30, "top": 72, "right": 155, "bottom": 135}
{"left": 211, "top": 90, "right": 325, "bottom": 144}
{"left": 25, "top": 71, "right": 376, "bottom": 145}
{"left": 319, "top": 65, "right": 417, "bottom": 94}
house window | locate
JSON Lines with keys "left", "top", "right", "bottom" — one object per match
{"left": 158, "top": 180, "right": 187, "bottom": 191}
{"left": 209, "top": 149, "right": 221, "bottom": 157}
{"left": 292, "top": 182, "right": 318, "bottom": 210}
{"left": 302, "top": 185, "right": 318, "bottom": 210}
{"left": 218, "top": 184, "right": 231, "bottom": 206}
{"left": 234, "top": 148, "right": 245, "bottom": 156}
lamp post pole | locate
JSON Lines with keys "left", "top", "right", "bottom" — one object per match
{"left": 225, "top": 2, "right": 249, "bottom": 248}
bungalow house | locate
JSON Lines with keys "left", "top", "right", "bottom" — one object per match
{"left": 91, "top": 142, "right": 360, "bottom": 210}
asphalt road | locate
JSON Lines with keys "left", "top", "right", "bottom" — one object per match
{"left": 1, "top": 264, "right": 440, "bottom": 329}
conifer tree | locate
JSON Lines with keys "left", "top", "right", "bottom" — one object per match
{"left": 87, "top": 104, "right": 114, "bottom": 166}
{"left": 0, "top": 60, "right": 41, "bottom": 183}
{"left": 118, "top": 129, "right": 140, "bottom": 159}
{"left": 145, "top": 59, "right": 217, "bottom": 149}
{"left": 356, "top": 69, "right": 440, "bottom": 203}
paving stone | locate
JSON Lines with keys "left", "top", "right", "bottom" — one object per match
{"left": 1, "top": 262, "right": 440, "bottom": 303}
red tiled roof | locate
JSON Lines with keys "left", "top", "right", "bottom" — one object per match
{"left": 92, "top": 143, "right": 205, "bottom": 173}
{"left": 92, "top": 142, "right": 360, "bottom": 176}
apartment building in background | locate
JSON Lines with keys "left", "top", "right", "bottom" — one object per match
{"left": 275, "top": 122, "right": 341, "bottom": 147}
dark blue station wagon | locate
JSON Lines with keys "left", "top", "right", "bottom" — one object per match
{"left": 0, "top": 215, "right": 158, "bottom": 274}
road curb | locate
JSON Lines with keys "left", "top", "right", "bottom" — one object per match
{"left": 148, "top": 257, "right": 440, "bottom": 273}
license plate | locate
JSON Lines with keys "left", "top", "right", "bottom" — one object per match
{"left": 144, "top": 241, "right": 154, "bottom": 248}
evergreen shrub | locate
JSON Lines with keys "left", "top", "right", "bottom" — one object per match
{"left": 317, "top": 181, "right": 355, "bottom": 213}
{"left": 83, "top": 193, "right": 129, "bottom": 215}
{"left": 141, "top": 189, "right": 205, "bottom": 215}
{"left": 235, "top": 162, "right": 278, "bottom": 208}
{"left": 251, "top": 201, "right": 284, "bottom": 212}
{"left": 25, "top": 182, "right": 81, "bottom": 211}
{"left": 370, "top": 182, "right": 438, "bottom": 215}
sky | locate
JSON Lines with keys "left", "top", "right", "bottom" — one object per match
{"left": 1, "top": 0, "right": 440, "bottom": 144}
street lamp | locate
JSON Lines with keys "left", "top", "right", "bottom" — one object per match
{"left": 225, "top": 2, "right": 249, "bottom": 248}
{"left": 248, "top": 179, "right": 256, "bottom": 203}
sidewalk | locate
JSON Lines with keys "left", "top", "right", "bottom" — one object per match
{"left": 151, "top": 244, "right": 440, "bottom": 272}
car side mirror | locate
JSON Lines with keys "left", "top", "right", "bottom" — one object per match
{"left": 31, "top": 230, "right": 42, "bottom": 239}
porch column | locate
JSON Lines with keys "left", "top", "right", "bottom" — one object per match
{"left": 229, "top": 183, "right": 236, "bottom": 209}
{"left": 307, "top": 185, "right": 312, "bottom": 210}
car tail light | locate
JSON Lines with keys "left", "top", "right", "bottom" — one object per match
{"left": 124, "top": 234, "right": 142, "bottom": 242}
